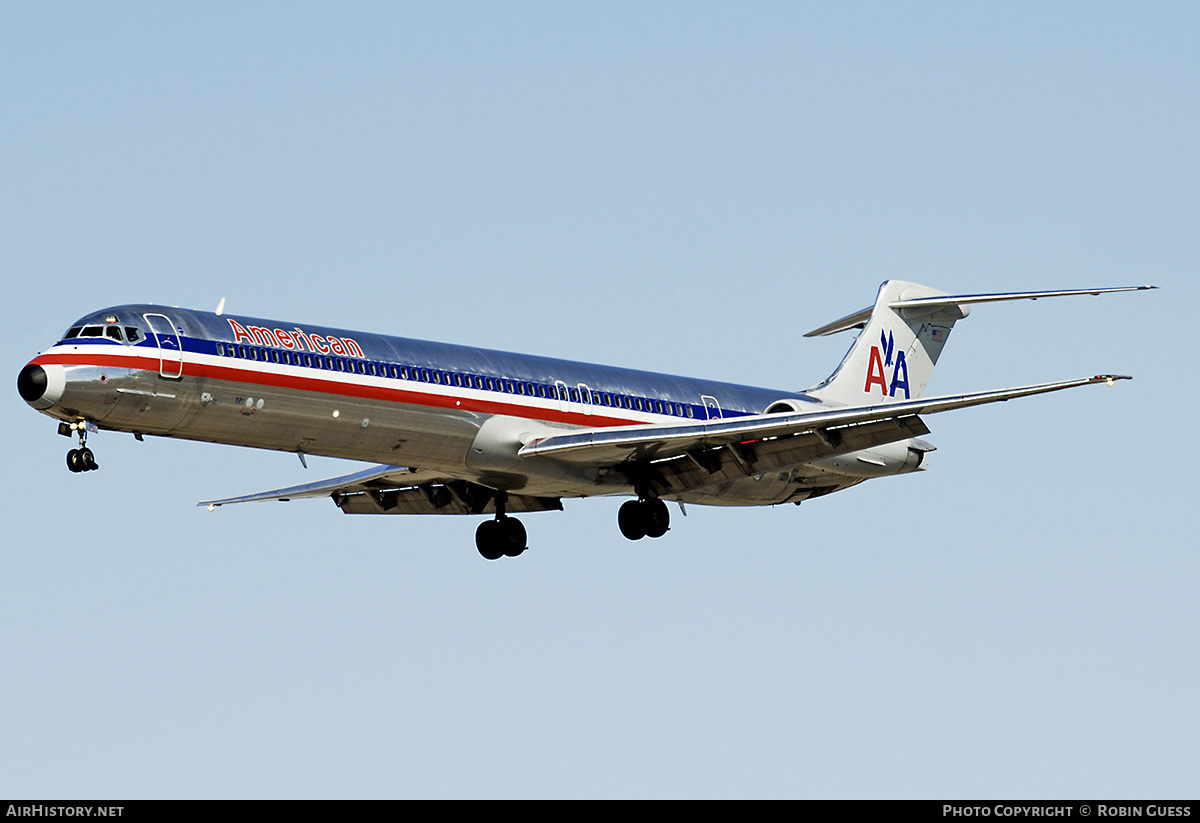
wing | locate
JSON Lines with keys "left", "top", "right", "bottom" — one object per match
{"left": 199, "top": 464, "right": 563, "bottom": 516}
{"left": 518, "top": 375, "right": 1129, "bottom": 492}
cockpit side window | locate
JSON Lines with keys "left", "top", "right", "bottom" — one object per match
{"left": 105, "top": 326, "right": 124, "bottom": 341}
{"left": 63, "top": 327, "right": 82, "bottom": 339}
{"left": 124, "top": 327, "right": 143, "bottom": 344}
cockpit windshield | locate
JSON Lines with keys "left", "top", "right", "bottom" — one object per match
{"left": 61, "top": 318, "right": 145, "bottom": 345}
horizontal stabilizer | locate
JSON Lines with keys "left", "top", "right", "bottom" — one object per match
{"left": 805, "top": 285, "right": 1154, "bottom": 337}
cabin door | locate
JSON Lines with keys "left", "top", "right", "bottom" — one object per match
{"left": 143, "top": 313, "right": 184, "bottom": 379}
{"left": 701, "top": 394, "right": 722, "bottom": 420}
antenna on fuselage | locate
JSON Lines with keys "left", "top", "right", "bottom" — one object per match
{"left": 215, "top": 298, "right": 226, "bottom": 316}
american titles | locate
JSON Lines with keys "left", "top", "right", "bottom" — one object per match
{"left": 226, "top": 318, "right": 364, "bottom": 359}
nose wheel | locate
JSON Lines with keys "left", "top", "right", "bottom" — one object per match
{"left": 64, "top": 423, "right": 99, "bottom": 473}
{"left": 67, "top": 447, "right": 98, "bottom": 472}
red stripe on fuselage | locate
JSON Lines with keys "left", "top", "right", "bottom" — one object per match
{"left": 31, "top": 349, "right": 647, "bottom": 429}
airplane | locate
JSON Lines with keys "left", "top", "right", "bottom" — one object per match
{"left": 17, "top": 280, "right": 1152, "bottom": 559}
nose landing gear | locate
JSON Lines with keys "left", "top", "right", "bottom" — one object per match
{"left": 62, "top": 422, "right": 99, "bottom": 473}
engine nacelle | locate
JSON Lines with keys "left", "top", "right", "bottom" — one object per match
{"left": 764, "top": 397, "right": 810, "bottom": 414}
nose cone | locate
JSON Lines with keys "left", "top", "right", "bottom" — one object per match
{"left": 17, "top": 363, "right": 46, "bottom": 401}
{"left": 17, "top": 362, "right": 65, "bottom": 409}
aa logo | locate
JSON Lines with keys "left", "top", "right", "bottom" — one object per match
{"left": 864, "top": 329, "right": 910, "bottom": 399}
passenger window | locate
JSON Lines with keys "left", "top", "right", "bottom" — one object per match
{"left": 216, "top": 343, "right": 225, "bottom": 356}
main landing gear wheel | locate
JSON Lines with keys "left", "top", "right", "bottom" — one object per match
{"left": 476, "top": 516, "right": 528, "bottom": 560}
{"left": 618, "top": 498, "right": 670, "bottom": 541}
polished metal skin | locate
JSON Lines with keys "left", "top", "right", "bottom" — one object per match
{"left": 18, "top": 282, "right": 1150, "bottom": 558}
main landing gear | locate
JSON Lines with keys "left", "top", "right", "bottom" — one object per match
{"left": 475, "top": 492, "right": 528, "bottom": 560}
{"left": 62, "top": 422, "right": 98, "bottom": 473}
{"left": 618, "top": 497, "right": 670, "bottom": 541}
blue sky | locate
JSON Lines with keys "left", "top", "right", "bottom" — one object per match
{"left": 2, "top": 3, "right": 1196, "bottom": 798}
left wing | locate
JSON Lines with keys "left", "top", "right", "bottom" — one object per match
{"left": 200, "top": 464, "right": 563, "bottom": 515}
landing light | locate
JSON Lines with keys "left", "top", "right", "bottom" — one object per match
{"left": 1106, "top": 377, "right": 1115, "bottom": 387}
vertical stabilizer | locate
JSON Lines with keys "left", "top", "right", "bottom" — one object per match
{"left": 805, "top": 281, "right": 968, "bottom": 405}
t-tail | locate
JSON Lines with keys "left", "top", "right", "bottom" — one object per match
{"left": 803, "top": 280, "right": 1155, "bottom": 406}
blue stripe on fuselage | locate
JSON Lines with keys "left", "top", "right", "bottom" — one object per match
{"left": 58, "top": 304, "right": 816, "bottom": 421}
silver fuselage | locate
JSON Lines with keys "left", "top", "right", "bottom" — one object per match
{"left": 21, "top": 304, "right": 922, "bottom": 506}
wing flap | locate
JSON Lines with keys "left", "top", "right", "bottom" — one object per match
{"left": 335, "top": 482, "right": 563, "bottom": 516}
{"left": 643, "top": 416, "right": 932, "bottom": 498}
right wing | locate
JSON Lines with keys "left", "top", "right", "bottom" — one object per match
{"left": 518, "top": 375, "right": 1131, "bottom": 467}
{"left": 517, "top": 374, "right": 1129, "bottom": 500}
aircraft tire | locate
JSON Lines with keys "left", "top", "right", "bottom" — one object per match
{"left": 475, "top": 520, "right": 505, "bottom": 561}
{"left": 618, "top": 500, "right": 648, "bottom": 540}
{"left": 66, "top": 449, "right": 81, "bottom": 472}
{"left": 80, "top": 448, "right": 97, "bottom": 471}
{"left": 499, "top": 517, "right": 527, "bottom": 557}
{"left": 643, "top": 498, "right": 669, "bottom": 538}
